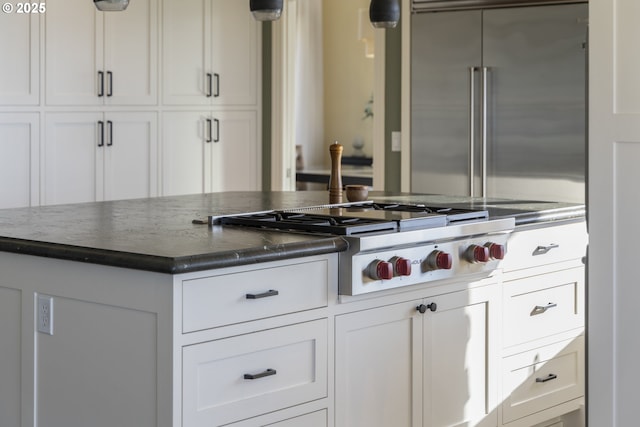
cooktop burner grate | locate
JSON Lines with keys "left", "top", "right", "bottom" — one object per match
{"left": 344, "top": 202, "right": 489, "bottom": 224}
{"left": 219, "top": 211, "right": 398, "bottom": 236}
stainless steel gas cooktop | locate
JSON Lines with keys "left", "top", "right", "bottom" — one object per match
{"left": 210, "top": 200, "right": 514, "bottom": 296}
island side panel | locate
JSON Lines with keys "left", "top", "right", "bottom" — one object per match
{"left": 0, "top": 285, "right": 23, "bottom": 427}
{"left": 0, "top": 252, "right": 174, "bottom": 427}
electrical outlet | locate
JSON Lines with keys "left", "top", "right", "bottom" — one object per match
{"left": 392, "top": 131, "right": 401, "bottom": 152}
{"left": 37, "top": 295, "right": 54, "bottom": 335}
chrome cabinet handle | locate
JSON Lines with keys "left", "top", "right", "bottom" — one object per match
{"left": 97, "top": 120, "right": 104, "bottom": 147}
{"left": 246, "top": 289, "right": 279, "bottom": 299}
{"left": 244, "top": 368, "right": 276, "bottom": 380}
{"left": 98, "top": 71, "right": 104, "bottom": 97}
{"left": 536, "top": 373, "right": 557, "bottom": 383}
{"left": 206, "top": 73, "right": 213, "bottom": 97}
{"left": 531, "top": 302, "right": 558, "bottom": 316}
{"left": 533, "top": 244, "right": 559, "bottom": 256}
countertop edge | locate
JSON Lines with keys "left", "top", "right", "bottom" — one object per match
{"left": 0, "top": 237, "right": 350, "bottom": 274}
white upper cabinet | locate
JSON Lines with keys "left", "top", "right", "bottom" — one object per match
{"left": 45, "top": 0, "right": 157, "bottom": 106}
{"left": 162, "top": 110, "right": 259, "bottom": 196}
{"left": 0, "top": 11, "right": 39, "bottom": 105}
{"left": 44, "top": 112, "right": 158, "bottom": 205}
{"left": 162, "top": 0, "right": 259, "bottom": 106}
{"left": 0, "top": 114, "right": 40, "bottom": 208}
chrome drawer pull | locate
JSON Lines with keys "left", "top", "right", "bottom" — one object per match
{"left": 531, "top": 302, "right": 558, "bottom": 316}
{"left": 535, "top": 373, "right": 558, "bottom": 383}
{"left": 244, "top": 368, "right": 277, "bottom": 380}
{"left": 532, "top": 244, "right": 559, "bottom": 256}
{"left": 246, "top": 289, "right": 279, "bottom": 299}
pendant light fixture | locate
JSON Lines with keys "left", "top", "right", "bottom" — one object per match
{"left": 369, "top": 0, "right": 400, "bottom": 29}
{"left": 93, "top": 0, "right": 129, "bottom": 11}
{"left": 250, "top": 0, "right": 283, "bottom": 21}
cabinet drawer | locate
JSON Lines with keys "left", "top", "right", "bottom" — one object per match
{"left": 500, "top": 222, "right": 587, "bottom": 272}
{"left": 503, "top": 268, "right": 584, "bottom": 348}
{"left": 182, "top": 259, "right": 329, "bottom": 333}
{"left": 264, "top": 410, "right": 327, "bottom": 426}
{"left": 182, "top": 319, "right": 328, "bottom": 427}
{"left": 502, "top": 336, "right": 584, "bottom": 424}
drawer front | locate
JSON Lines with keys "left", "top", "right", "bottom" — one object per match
{"left": 500, "top": 222, "right": 587, "bottom": 272}
{"left": 502, "top": 336, "right": 584, "bottom": 424}
{"left": 504, "top": 268, "right": 584, "bottom": 348}
{"left": 264, "top": 410, "right": 327, "bottom": 427}
{"left": 182, "top": 259, "right": 329, "bottom": 333}
{"left": 183, "top": 320, "right": 328, "bottom": 427}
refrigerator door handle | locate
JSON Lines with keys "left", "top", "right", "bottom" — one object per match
{"left": 469, "top": 66, "right": 478, "bottom": 197}
{"left": 481, "top": 66, "right": 489, "bottom": 198}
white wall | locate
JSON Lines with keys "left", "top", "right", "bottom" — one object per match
{"left": 322, "top": 0, "right": 374, "bottom": 165}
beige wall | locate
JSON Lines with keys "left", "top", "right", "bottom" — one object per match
{"left": 322, "top": 0, "right": 374, "bottom": 163}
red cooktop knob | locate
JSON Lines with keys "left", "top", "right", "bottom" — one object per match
{"left": 485, "top": 242, "right": 506, "bottom": 260}
{"left": 426, "top": 250, "right": 452, "bottom": 270}
{"left": 367, "top": 260, "right": 394, "bottom": 280}
{"left": 436, "top": 251, "right": 453, "bottom": 269}
{"left": 391, "top": 257, "right": 412, "bottom": 276}
{"left": 467, "top": 244, "right": 490, "bottom": 263}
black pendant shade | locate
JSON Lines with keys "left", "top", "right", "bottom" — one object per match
{"left": 250, "top": 0, "right": 283, "bottom": 21}
{"left": 369, "top": 0, "right": 400, "bottom": 29}
{"left": 93, "top": 0, "right": 129, "bottom": 11}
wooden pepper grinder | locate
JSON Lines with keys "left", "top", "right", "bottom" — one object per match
{"left": 329, "top": 141, "right": 343, "bottom": 204}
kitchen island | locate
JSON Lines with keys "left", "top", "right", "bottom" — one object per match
{"left": 0, "top": 191, "right": 586, "bottom": 427}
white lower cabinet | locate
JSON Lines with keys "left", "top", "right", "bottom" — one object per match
{"left": 177, "top": 254, "right": 336, "bottom": 427}
{"left": 263, "top": 410, "right": 327, "bottom": 427}
{"left": 502, "top": 336, "right": 584, "bottom": 424}
{"left": 500, "top": 221, "right": 586, "bottom": 427}
{"left": 162, "top": 110, "right": 260, "bottom": 196}
{"left": 182, "top": 320, "right": 327, "bottom": 427}
{"left": 44, "top": 112, "right": 158, "bottom": 204}
{"left": 1, "top": 223, "right": 587, "bottom": 427}
{"left": 335, "top": 284, "right": 499, "bottom": 427}
{"left": 0, "top": 113, "right": 39, "bottom": 208}
{"left": 181, "top": 258, "right": 329, "bottom": 333}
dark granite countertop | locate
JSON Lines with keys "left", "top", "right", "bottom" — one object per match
{"left": 0, "top": 191, "right": 585, "bottom": 274}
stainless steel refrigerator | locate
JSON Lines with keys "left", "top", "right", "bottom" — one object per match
{"left": 410, "top": 2, "right": 588, "bottom": 203}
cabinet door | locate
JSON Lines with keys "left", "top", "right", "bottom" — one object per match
{"left": 161, "top": 111, "right": 207, "bottom": 196}
{"left": 162, "top": 0, "right": 211, "bottom": 105}
{"left": 411, "top": 10, "right": 482, "bottom": 197}
{"left": 44, "top": 113, "right": 104, "bottom": 205}
{"left": 210, "top": 0, "right": 260, "bottom": 106}
{"left": 482, "top": 4, "right": 588, "bottom": 202}
{"left": 45, "top": 0, "right": 103, "bottom": 106}
{"left": 335, "top": 300, "right": 423, "bottom": 427}
{"left": 103, "top": 112, "right": 158, "bottom": 201}
{"left": 0, "top": 10, "right": 39, "bottom": 105}
{"left": 0, "top": 286, "right": 22, "bottom": 427}
{"left": 423, "top": 285, "right": 499, "bottom": 427}
{"left": 0, "top": 114, "right": 39, "bottom": 208}
{"left": 103, "top": 0, "right": 157, "bottom": 105}
{"left": 208, "top": 111, "right": 260, "bottom": 192}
